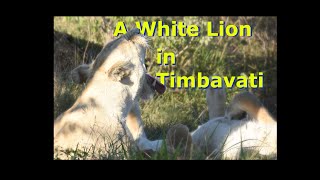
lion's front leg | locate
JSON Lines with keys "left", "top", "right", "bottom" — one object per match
{"left": 126, "top": 103, "right": 146, "bottom": 140}
{"left": 125, "top": 103, "right": 163, "bottom": 152}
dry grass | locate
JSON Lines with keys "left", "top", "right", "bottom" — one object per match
{"left": 53, "top": 16, "right": 277, "bottom": 160}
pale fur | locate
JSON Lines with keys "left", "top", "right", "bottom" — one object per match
{"left": 54, "top": 29, "right": 162, "bottom": 159}
{"left": 60, "top": 29, "right": 276, "bottom": 159}
{"left": 191, "top": 88, "right": 277, "bottom": 159}
{"left": 166, "top": 88, "right": 277, "bottom": 160}
{"left": 206, "top": 82, "right": 226, "bottom": 119}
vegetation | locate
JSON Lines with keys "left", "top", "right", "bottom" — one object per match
{"left": 54, "top": 16, "right": 277, "bottom": 160}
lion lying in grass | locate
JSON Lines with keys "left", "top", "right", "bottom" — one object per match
{"left": 166, "top": 86, "right": 277, "bottom": 160}
{"left": 54, "top": 28, "right": 166, "bottom": 159}
{"left": 55, "top": 28, "right": 276, "bottom": 160}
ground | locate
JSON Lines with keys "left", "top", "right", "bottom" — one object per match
{"left": 54, "top": 16, "right": 277, "bottom": 160}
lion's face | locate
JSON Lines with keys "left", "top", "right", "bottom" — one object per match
{"left": 71, "top": 28, "right": 166, "bottom": 101}
{"left": 140, "top": 73, "right": 166, "bottom": 100}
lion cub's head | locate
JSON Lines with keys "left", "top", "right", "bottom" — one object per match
{"left": 71, "top": 28, "right": 165, "bottom": 103}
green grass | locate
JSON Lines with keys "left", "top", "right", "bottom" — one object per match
{"left": 141, "top": 89, "right": 208, "bottom": 139}
{"left": 53, "top": 16, "right": 277, "bottom": 160}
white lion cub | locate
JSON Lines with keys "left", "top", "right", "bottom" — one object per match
{"left": 54, "top": 28, "right": 166, "bottom": 159}
{"left": 191, "top": 87, "right": 277, "bottom": 159}
{"left": 167, "top": 86, "right": 277, "bottom": 159}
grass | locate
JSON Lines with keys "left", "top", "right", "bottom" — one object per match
{"left": 53, "top": 16, "right": 277, "bottom": 160}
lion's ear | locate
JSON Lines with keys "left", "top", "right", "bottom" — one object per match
{"left": 71, "top": 64, "right": 92, "bottom": 84}
{"left": 108, "top": 61, "right": 134, "bottom": 81}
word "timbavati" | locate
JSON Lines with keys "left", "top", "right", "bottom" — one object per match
{"left": 156, "top": 72, "right": 264, "bottom": 89}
